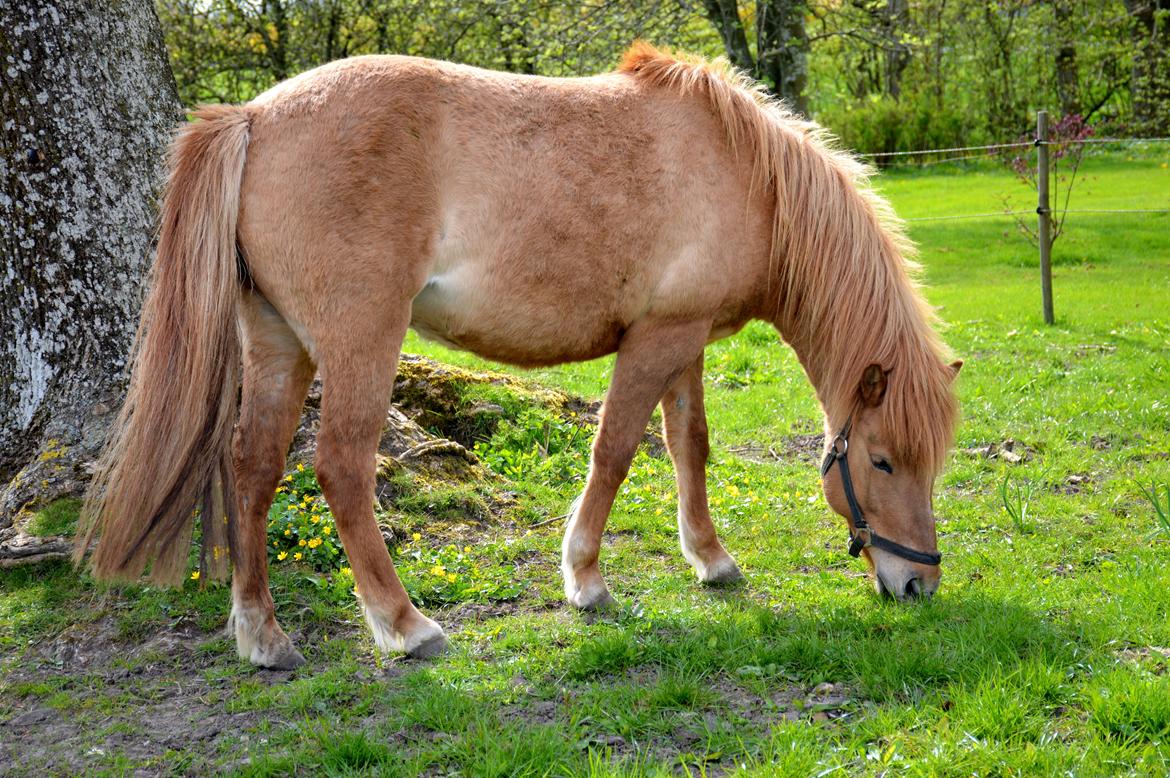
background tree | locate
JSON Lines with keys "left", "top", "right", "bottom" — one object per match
{"left": 0, "top": 1, "right": 180, "bottom": 538}
{"left": 1125, "top": 0, "right": 1170, "bottom": 134}
{"left": 156, "top": 0, "right": 713, "bottom": 106}
{"left": 700, "top": 0, "right": 810, "bottom": 115}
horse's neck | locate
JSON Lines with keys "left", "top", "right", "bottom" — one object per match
{"left": 768, "top": 243, "right": 909, "bottom": 425}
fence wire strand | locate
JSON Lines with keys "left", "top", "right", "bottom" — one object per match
{"left": 867, "top": 134, "right": 1170, "bottom": 223}
{"left": 861, "top": 141, "right": 1033, "bottom": 158}
{"left": 904, "top": 208, "right": 1169, "bottom": 222}
{"left": 860, "top": 135, "right": 1170, "bottom": 159}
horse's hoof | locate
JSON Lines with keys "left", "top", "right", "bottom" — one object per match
{"left": 699, "top": 557, "right": 744, "bottom": 585}
{"left": 402, "top": 618, "right": 448, "bottom": 659}
{"left": 569, "top": 583, "right": 617, "bottom": 611}
{"left": 406, "top": 632, "right": 449, "bottom": 659}
{"left": 259, "top": 643, "right": 306, "bottom": 670}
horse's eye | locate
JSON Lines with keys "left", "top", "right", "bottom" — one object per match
{"left": 872, "top": 457, "right": 893, "bottom": 474}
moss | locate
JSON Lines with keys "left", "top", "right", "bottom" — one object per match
{"left": 380, "top": 471, "right": 493, "bottom": 524}
{"left": 26, "top": 497, "right": 82, "bottom": 537}
{"left": 394, "top": 356, "right": 572, "bottom": 447}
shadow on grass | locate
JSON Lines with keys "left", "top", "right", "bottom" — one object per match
{"left": 562, "top": 587, "right": 1084, "bottom": 703}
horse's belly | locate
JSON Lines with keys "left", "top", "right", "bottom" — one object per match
{"left": 408, "top": 271, "right": 622, "bottom": 366}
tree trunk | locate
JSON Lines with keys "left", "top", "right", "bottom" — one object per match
{"left": 0, "top": 0, "right": 180, "bottom": 530}
{"left": 884, "top": 0, "right": 911, "bottom": 100}
{"left": 1125, "top": 0, "right": 1170, "bottom": 134}
{"left": 756, "top": 0, "right": 809, "bottom": 116}
{"left": 1052, "top": 0, "right": 1080, "bottom": 117}
{"left": 699, "top": 0, "right": 809, "bottom": 117}
{"left": 701, "top": 0, "right": 755, "bottom": 72}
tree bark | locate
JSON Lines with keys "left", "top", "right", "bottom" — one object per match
{"left": 700, "top": 0, "right": 809, "bottom": 116}
{"left": 883, "top": 0, "right": 911, "bottom": 100}
{"left": 757, "top": 0, "right": 809, "bottom": 116}
{"left": 701, "top": 0, "right": 755, "bottom": 72}
{"left": 1125, "top": 0, "right": 1170, "bottom": 134}
{"left": 1052, "top": 0, "right": 1080, "bottom": 117}
{"left": 0, "top": 0, "right": 181, "bottom": 529}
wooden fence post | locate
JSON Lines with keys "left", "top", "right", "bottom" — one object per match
{"left": 1036, "top": 110, "right": 1054, "bottom": 325}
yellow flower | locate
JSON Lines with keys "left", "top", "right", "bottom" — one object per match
{"left": 430, "top": 564, "right": 446, "bottom": 577}
{"left": 446, "top": 573, "right": 457, "bottom": 583}
{"left": 298, "top": 539, "right": 306, "bottom": 547}
{"left": 190, "top": 571, "right": 200, "bottom": 580}
{"left": 284, "top": 529, "right": 291, "bottom": 536}
{"left": 463, "top": 546, "right": 471, "bottom": 554}
{"left": 339, "top": 566, "right": 352, "bottom": 576}
{"left": 308, "top": 538, "right": 322, "bottom": 549}
{"left": 322, "top": 525, "right": 331, "bottom": 535}
{"left": 311, "top": 515, "right": 320, "bottom": 524}
{"left": 412, "top": 532, "right": 421, "bottom": 542}
{"left": 284, "top": 474, "right": 293, "bottom": 482}
{"left": 294, "top": 552, "right": 303, "bottom": 561}
{"left": 297, "top": 463, "right": 305, "bottom": 472}
{"left": 277, "top": 551, "right": 288, "bottom": 561}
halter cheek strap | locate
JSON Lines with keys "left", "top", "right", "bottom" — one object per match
{"left": 820, "top": 419, "right": 942, "bottom": 567}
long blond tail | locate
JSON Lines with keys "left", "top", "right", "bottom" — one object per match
{"left": 78, "top": 104, "right": 253, "bottom": 586}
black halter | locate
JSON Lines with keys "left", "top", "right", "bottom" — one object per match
{"left": 819, "top": 418, "right": 942, "bottom": 567}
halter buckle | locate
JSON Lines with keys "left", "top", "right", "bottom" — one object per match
{"left": 851, "top": 526, "right": 871, "bottom": 550}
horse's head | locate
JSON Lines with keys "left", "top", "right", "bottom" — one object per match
{"left": 820, "top": 362, "right": 961, "bottom": 601}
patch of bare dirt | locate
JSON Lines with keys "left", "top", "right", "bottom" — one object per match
{"left": 1053, "top": 473, "right": 1095, "bottom": 495}
{"left": 1114, "top": 644, "right": 1170, "bottom": 674}
{"left": 960, "top": 438, "right": 1036, "bottom": 464}
{"left": 0, "top": 618, "right": 263, "bottom": 776}
{"left": 730, "top": 432, "right": 824, "bottom": 466}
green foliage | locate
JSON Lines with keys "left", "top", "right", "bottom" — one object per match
{"left": 395, "top": 539, "right": 526, "bottom": 606}
{"left": 267, "top": 465, "right": 345, "bottom": 572}
{"left": 818, "top": 94, "right": 971, "bottom": 157}
{"left": 1141, "top": 480, "right": 1170, "bottom": 538}
{"left": 157, "top": 1, "right": 1158, "bottom": 157}
{"left": 156, "top": 0, "right": 717, "bottom": 105}
{"left": 473, "top": 407, "right": 590, "bottom": 484}
{"left": 999, "top": 475, "right": 1037, "bottom": 535}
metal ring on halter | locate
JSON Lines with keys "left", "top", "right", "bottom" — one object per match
{"left": 830, "top": 433, "right": 848, "bottom": 457}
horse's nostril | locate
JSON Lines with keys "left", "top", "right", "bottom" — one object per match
{"left": 905, "top": 577, "right": 923, "bottom": 599}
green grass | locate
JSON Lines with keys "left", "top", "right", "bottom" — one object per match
{"left": 2, "top": 150, "right": 1168, "bottom": 774}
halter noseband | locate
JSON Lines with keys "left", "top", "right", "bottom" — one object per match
{"left": 819, "top": 418, "right": 942, "bottom": 567}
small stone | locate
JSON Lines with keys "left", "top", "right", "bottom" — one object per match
{"left": 8, "top": 708, "right": 53, "bottom": 728}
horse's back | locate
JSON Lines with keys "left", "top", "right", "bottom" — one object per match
{"left": 236, "top": 55, "right": 772, "bottom": 366}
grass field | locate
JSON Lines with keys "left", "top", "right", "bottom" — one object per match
{"left": 2, "top": 150, "right": 1168, "bottom": 775}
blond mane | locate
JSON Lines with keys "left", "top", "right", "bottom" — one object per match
{"left": 619, "top": 42, "right": 958, "bottom": 472}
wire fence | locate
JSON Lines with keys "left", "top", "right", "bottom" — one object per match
{"left": 855, "top": 125, "right": 1170, "bottom": 322}
{"left": 858, "top": 135, "right": 1170, "bottom": 220}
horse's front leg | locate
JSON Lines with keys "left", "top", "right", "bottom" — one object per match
{"left": 561, "top": 318, "right": 711, "bottom": 610}
{"left": 661, "top": 356, "right": 743, "bottom": 584}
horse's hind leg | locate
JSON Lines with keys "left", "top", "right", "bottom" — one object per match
{"left": 229, "top": 292, "right": 315, "bottom": 669}
{"left": 661, "top": 356, "right": 742, "bottom": 584}
{"left": 562, "top": 318, "right": 711, "bottom": 609}
{"left": 314, "top": 310, "right": 446, "bottom": 658}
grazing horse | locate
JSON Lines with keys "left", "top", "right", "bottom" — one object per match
{"left": 79, "top": 43, "right": 960, "bottom": 669}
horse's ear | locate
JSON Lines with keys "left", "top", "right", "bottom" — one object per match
{"left": 860, "top": 363, "right": 888, "bottom": 407}
{"left": 948, "top": 360, "right": 963, "bottom": 381}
